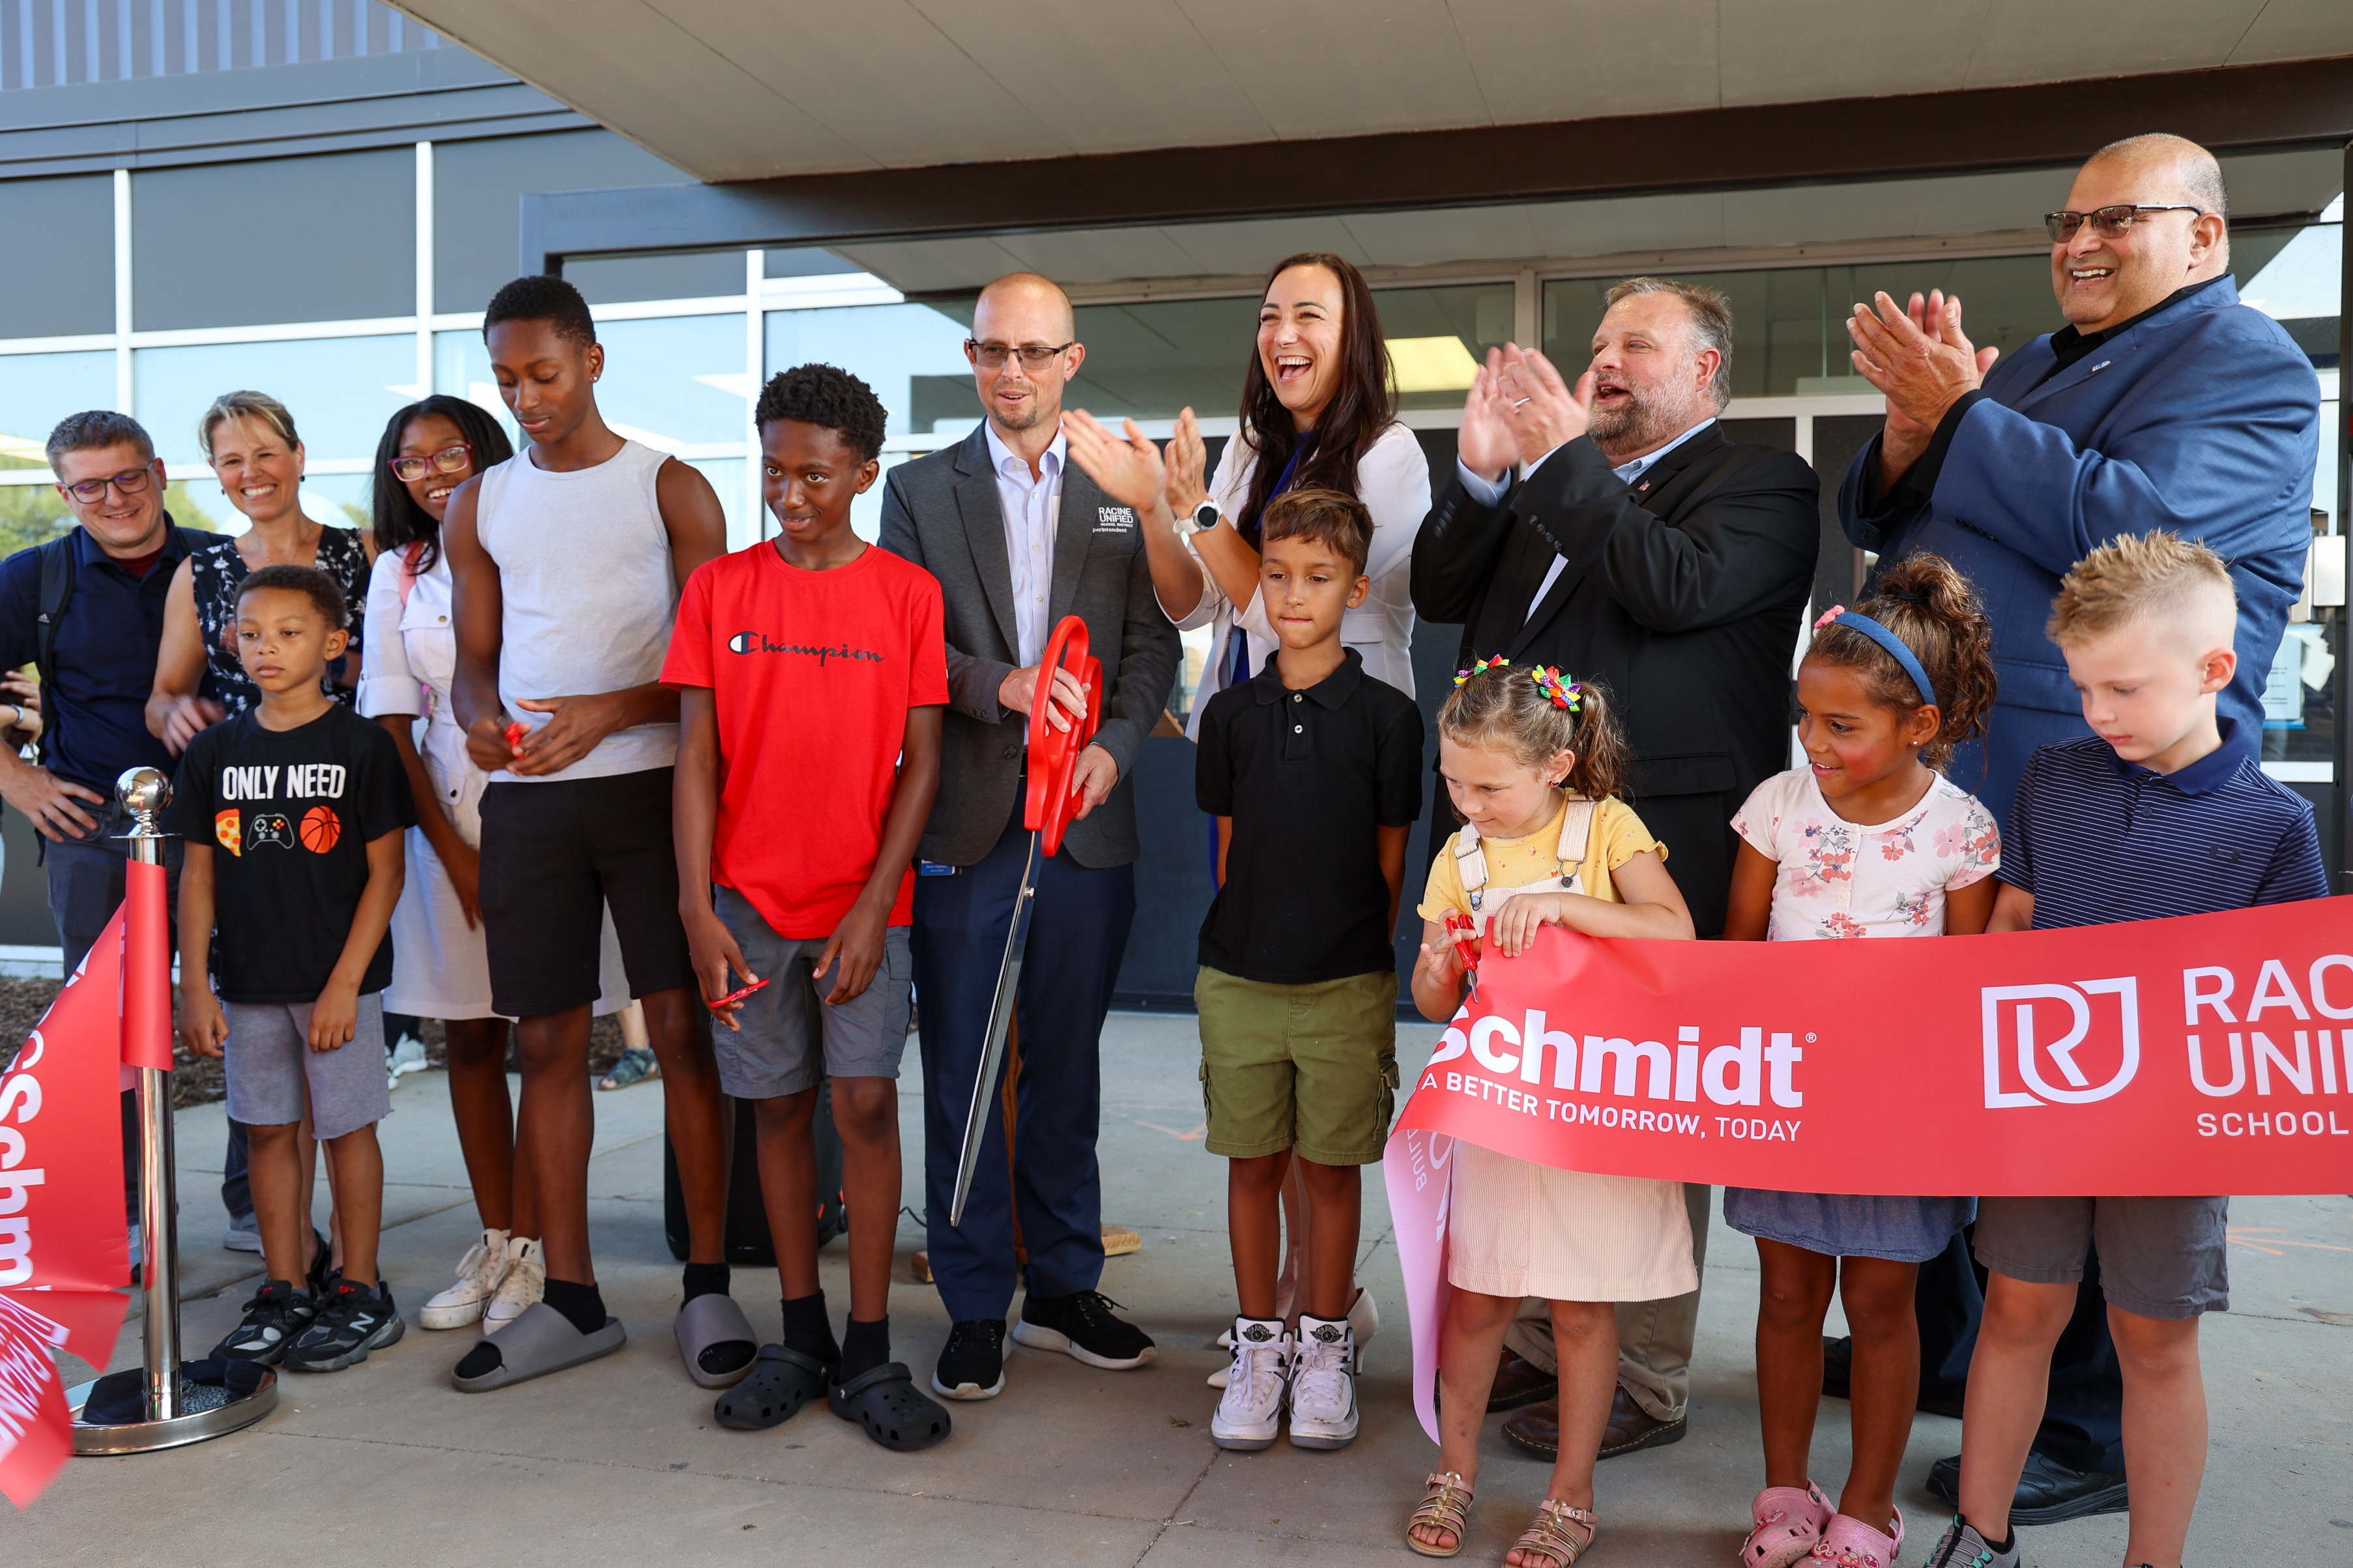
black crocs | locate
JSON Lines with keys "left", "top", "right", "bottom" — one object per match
{"left": 828, "top": 1361, "right": 951, "bottom": 1452}
{"left": 714, "top": 1343, "right": 833, "bottom": 1431}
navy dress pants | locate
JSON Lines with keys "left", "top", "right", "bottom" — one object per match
{"left": 914, "top": 799, "right": 1136, "bottom": 1324}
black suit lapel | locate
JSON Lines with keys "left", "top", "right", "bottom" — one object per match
{"left": 1504, "top": 423, "right": 1727, "bottom": 657}
{"left": 953, "top": 428, "right": 1022, "bottom": 660}
{"left": 1047, "top": 457, "right": 1098, "bottom": 627}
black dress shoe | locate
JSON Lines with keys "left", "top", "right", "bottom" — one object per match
{"left": 1927, "top": 1449, "right": 2128, "bottom": 1524}
{"left": 1503, "top": 1386, "right": 1686, "bottom": 1461}
{"left": 1486, "top": 1348, "right": 1559, "bottom": 1412}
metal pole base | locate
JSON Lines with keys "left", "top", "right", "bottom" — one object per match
{"left": 66, "top": 1367, "right": 278, "bottom": 1455}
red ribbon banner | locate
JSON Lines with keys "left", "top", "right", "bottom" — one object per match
{"left": 0, "top": 905, "right": 137, "bottom": 1507}
{"left": 1394, "top": 898, "right": 2353, "bottom": 1197}
{"left": 1382, "top": 898, "right": 2353, "bottom": 1441}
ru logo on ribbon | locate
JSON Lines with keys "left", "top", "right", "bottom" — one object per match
{"left": 1980, "top": 978, "right": 2141, "bottom": 1109}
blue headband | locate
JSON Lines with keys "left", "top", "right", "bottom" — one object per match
{"left": 1815, "top": 606, "right": 1938, "bottom": 709}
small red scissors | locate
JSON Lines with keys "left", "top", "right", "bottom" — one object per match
{"left": 1443, "top": 909, "right": 1482, "bottom": 999}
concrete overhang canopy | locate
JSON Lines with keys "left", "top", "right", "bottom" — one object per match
{"left": 384, "top": 0, "right": 2353, "bottom": 185}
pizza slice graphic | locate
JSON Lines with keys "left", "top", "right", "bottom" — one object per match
{"left": 214, "top": 810, "right": 242, "bottom": 857}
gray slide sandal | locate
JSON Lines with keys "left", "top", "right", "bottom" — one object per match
{"left": 676, "top": 1292, "right": 759, "bottom": 1389}
{"left": 451, "top": 1303, "right": 626, "bottom": 1393}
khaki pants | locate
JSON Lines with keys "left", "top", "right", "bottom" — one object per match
{"left": 1503, "top": 1183, "right": 1711, "bottom": 1421}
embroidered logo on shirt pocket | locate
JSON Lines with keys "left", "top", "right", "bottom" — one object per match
{"left": 2209, "top": 844, "right": 2242, "bottom": 864}
{"left": 1093, "top": 506, "right": 1137, "bottom": 534}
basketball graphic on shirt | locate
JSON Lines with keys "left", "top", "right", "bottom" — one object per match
{"left": 247, "top": 812, "right": 293, "bottom": 851}
{"left": 299, "top": 805, "right": 341, "bottom": 854}
{"left": 214, "top": 810, "right": 242, "bottom": 857}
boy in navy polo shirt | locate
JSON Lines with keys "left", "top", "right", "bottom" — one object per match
{"left": 1926, "top": 534, "right": 2326, "bottom": 1568}
{"left": 1193, "top": 487, "right": 1422, "bottom": 1453}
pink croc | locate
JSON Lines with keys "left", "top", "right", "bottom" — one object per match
{"left": 1742, "top": 1483, "right": 1832, "bottom": 1568}
{"left": 1806, "top": 1509, "right": 1903, "bottom": 1568}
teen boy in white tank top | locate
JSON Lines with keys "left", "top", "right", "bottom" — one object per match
{"left": 440, "top": 275, "right": 749, "bottom": 1393}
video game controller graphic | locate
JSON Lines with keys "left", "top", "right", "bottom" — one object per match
{"left": 246, "top": 812, "right": 295, "bottom": 850}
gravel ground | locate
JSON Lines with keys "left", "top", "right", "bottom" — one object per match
{"left": 0, "top": 976, "right": 631, "bottom": 1106}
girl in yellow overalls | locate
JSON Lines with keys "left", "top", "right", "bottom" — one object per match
{"left": 1404, "top": 661, "right": 1697, "bottom": 1568}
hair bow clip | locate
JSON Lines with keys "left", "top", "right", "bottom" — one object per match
{"left": 1813, "top": 604, "right": 1847, "bottom": 632}
{"left": 1528, "top": 665, "right": 1581, "bottom": 711}
{"left": 1453, "top": 655, "right": 1512, "bottom": 688}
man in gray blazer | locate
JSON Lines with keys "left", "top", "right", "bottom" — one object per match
{"left": 878, "top": 272, "right": 1179, "bottom": 1403}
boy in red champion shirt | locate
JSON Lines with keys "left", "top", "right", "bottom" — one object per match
{"left": 665, "top": 363, "right": 951, "bottom": 1449}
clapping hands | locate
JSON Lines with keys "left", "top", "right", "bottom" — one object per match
{"left": 1459, "top": 345, "right": 1595, "bottom": 481}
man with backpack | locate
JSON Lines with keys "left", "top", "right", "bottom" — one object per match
{"left": 0, "top": 410, "right": 211, "bottom": 1228}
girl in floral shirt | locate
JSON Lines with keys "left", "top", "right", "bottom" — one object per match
{"left": 1720, "top": 554, "right": 2000, "bottom": 1568}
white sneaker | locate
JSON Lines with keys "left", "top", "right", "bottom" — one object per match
{"left": 1287, "top": 1313, "right": 1359, "bottom": 1449}
{"left": 1209, "top": 1317, "right": 1289, "bottom": 1451}
{"left": 386, "top": 1034, "right": 429, "bottom": 1091}
{"left": 419, "top": 1228, "right": 511, "bottom": 1330}
{"left": 482, "top": 1236, "right": 544, "bottom": 1333}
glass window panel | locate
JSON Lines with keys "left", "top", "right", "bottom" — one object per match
{"left": 440, "top": 318, "right": 751, "bottom": 451}
{"left": 134, "top": 335, "right": 418, "bottom": 465}
{"left": 132, "top": 149, "right": 414, "bottom": 330}
{"left": 0, "top": 479, "right": 78, "bottom": 558}
{"left": 432, "top": 130, "right": 699, "bottom": 315}
{"left": 1544, "top": 256, "right": 2062, "bottom": 398}
{"left": 1374, "top": 283, "right": 1516, "bottom": 412}
{"left": 0, "top": 176, "right": 113, "bottom": 337}
{"left": 567, "top": 252, "right": 747, "bottom": 307}
{"left": 680, "top": 458, "right": 749, "bottom": 551}
{"left": 0, "top": 351, "right": 118, "bottom": 472}
{"left": 594, "top": 315, "right": 748, "bottom": 449}
{"left": 433, "top": 330, "right": 520, "bottom": 446}
{"left": 764, "top": 302, "right": 972, "bottom": 439}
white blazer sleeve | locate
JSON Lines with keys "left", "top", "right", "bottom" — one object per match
{"left": 356, "top": 550, "right": 425, "bottom": 719}
{"left": 1357, "top": 423, "right": 1432, "bottom": 603}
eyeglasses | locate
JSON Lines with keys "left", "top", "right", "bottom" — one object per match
{"left": 964, "top": 339, "right": 1075, "bottom": 368}
{"left": 2043, "top": 205, "right": 2204, "bottom": 242}
{"left": 59, "top": 463, "right": 158, "bottom": 503}
{"left": 386, "top": 442, "right": 474, "bottom": 483}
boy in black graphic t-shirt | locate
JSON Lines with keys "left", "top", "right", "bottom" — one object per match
{"left": 166, "top": 565, "right": 415, "bottom": 1373}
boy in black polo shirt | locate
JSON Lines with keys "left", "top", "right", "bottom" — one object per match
{"left": 1193, "top": 487, "right": 1421, "bottom": 1453}
{"left": 1927, "top": 534, "right": 2327, "bottom": 1568}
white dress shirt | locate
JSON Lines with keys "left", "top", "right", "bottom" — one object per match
{"left": 1166, "top": 421, "right": 1431, "bottom": 740}
{"left": 1456, "top": 418, "right": 1717, "bottom": 620}
{"left": 985, "top": 421, "right": 1065, "bottom": 666}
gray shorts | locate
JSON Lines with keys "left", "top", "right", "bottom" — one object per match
{"left": 222, "top": 994, "right": 392, "bottom": 1142}
{"left": 710, "top": 885, "right": 912, "bottom": 1098}
{"left": 1974, "top": 1195, "right": 2230, "bottom": 1320}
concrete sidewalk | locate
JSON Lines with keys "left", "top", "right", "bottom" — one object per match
{"left": 6, "top": 1014, "right": 2349, "bottom": 1566}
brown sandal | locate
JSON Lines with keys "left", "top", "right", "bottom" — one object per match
{"left": 1405, "top": 1471, "right": 1475, "bottom": 1558}
{"left": 1510, "top": 1499, "right": 1598, "bottom": 1567}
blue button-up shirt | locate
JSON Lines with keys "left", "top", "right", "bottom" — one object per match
{"left": 0, "top": 522, "right": 191, "bottom": 794}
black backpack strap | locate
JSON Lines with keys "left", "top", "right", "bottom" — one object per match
{"left": 30, "top": 534, "right": 77, "bottom": 764}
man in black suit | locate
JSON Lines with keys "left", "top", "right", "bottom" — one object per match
{"left": 1409, "top": 276, "right": 1819, "bottom": 1461}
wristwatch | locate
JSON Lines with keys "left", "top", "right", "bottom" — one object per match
{"left": 1189, "top": 502, "right": 1220, "bottom": 532}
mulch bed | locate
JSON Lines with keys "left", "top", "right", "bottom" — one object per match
{"left": 0, "top": 976, "right": 631, "bottom": 1107}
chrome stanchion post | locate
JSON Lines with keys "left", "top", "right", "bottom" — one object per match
{"left": 68, "top": 765, "right": 278, "bottom": 1454}
{"left": 123, "top": 767, "right": 179, "bottom": 1423}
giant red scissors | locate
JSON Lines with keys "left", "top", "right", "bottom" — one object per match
{"left": 948, "top": 615, "right": 1103, "bottom": 1226}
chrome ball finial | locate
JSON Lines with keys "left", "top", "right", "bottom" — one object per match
{"left": 115, "top": 765, "right": 171, "bottom": 825}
